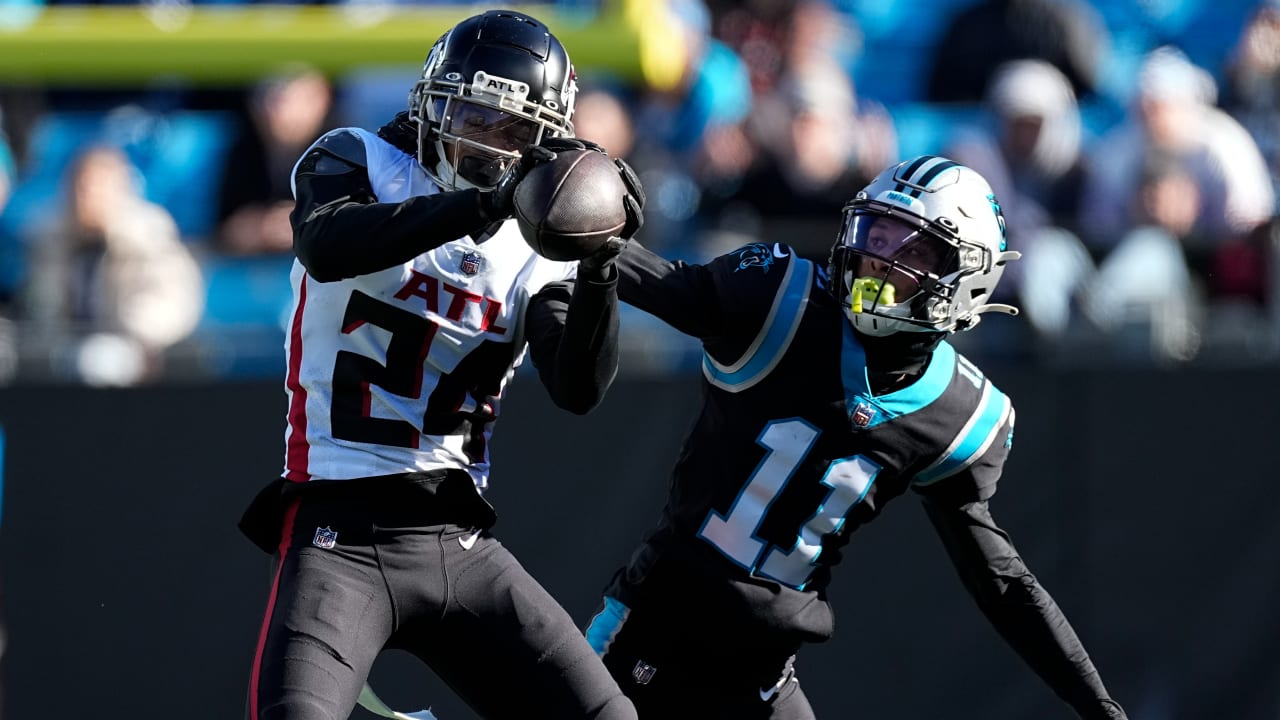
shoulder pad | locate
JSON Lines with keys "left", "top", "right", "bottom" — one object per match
{"left": 296, "top": 129, "right": 369, "bottom": 176}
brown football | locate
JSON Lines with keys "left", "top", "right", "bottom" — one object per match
{"left": 513, "top": 149, "right": 628, "bottom": 262}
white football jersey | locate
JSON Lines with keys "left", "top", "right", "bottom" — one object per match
{"left": 281, "top": 127, "right": 575, "bottom": 489}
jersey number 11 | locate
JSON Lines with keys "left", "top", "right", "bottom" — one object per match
{"left": 698, "top": 418, "right": 881, "bottom": 590}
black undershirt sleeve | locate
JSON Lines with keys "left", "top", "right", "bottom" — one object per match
{"left": 524, "top": 269, "right": 620, "bottom": 415}
{"left": 612, "top": 240, "right": 726, "bottom": 339}
{"left": 290, "top": 145, "right": 492, "bottom": 283}
{"left": 922, "top": 498, "right": 1126, "bottom": 719}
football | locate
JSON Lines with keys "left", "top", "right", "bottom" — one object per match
{"left": 513, "top": 149, "right": 629, "bottom": 262}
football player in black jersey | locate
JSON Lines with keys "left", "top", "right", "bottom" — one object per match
{"left": 237, "top": 9, "right": 643, "bottom": 720}
{"left": 578, "top": 155, "right": 1128, "bottom": 719}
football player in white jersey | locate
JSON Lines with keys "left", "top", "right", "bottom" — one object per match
{"left": 237, "top": 10, "right": 643, "bottom": 720}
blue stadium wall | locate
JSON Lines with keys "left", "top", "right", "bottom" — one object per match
{"left": 0, "top": 369, "right": 1277, "bottom": 720}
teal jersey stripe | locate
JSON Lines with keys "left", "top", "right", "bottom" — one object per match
{"left": 914, "top": 382, "right": 1011, "bottom": 486}
{"left": 703, "top": 259, "right": 813, "bottom": 392}
{"left": 585, "top": 596, "right": 630, "bottom": 656}
{"left": 842, "top": 333, "right": 957, "bottom": 427}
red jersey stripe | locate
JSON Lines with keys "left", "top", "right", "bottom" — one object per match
{"left": 284, "top": 275, "right": 310, "bottom": 482}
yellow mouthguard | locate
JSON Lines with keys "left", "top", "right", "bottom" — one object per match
{"left": 849, "top": 277, "right": 896, "bottom": 313}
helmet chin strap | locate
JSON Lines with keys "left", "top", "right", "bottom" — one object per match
{"left": 854, "top": 326, "right": 946, "bottom": 375}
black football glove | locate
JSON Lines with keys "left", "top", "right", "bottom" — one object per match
{"left": 615, "top": 157, "right": 645, "bottom": 240}
{"left": 578, "top": 158, "right": 646, "bottom": 281}
{"left": 478, "top": 144, "right": 557, "bottom": 223}
{"left": 578, "top": 236, "right": 627, "bottom": 280}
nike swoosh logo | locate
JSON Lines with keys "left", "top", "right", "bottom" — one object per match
{"left": 458, "top": 530, "right": 481, "bottom": 550}
{"left": 772, "top": 243, "right": 789, "bottom": 259}
{"left": 759, "top": 683, "right": 780, "bottom": 702}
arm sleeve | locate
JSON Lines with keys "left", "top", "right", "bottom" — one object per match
{"left": 289, "top": 129, "right": 492, "bottom": 282}
{"left": 612, "top": 240, "right": 726, "bottom": 338}
{"left": 613, "top": 240, "right": 795, "bottom": 351}
{"left": 920, "top": 495, "right": 1125, "bottom": 719}
{"left": 524, "top": 270, "right": 620, "bottom": 415}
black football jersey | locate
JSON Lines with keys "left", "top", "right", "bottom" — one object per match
{"left": 610, "top": 241, "right": 1016, "bottom": 646}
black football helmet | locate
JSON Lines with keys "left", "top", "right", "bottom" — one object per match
{"left": 408, "top": 9, "right": 578, "bottom": 191}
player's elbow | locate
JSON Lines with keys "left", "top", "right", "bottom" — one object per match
{"left": 551, "top": 388, "right": 602, "bottom": 415}
{"left": 537, "top": 352, "right": 616, "bottom": 415}
{"left": 299, "top": 262, "right": 344, "bottom": 284}
{"left": 293, "top": 230, "right": 345, "bottom": 283}
{"left": 971, "top": 565, "right": 1042, "bottom": 609}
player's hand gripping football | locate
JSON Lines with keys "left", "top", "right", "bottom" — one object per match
{"left": 534, "top": 137, "right": 646, "bottom": 279}
{"left": 478, "top": 145, "right": 558, "bottom": 223}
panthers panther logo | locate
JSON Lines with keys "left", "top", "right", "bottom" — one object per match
{"left": 733, "top": 243, "right": 774, "bottom": 273}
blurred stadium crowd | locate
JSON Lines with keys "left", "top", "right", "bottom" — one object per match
{"left": 0, "top": 0, "right": 1278, "bottom": 385}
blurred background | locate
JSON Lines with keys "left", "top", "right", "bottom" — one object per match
{"left": 0, "top": 0, "right": 1277, "bottom": 718}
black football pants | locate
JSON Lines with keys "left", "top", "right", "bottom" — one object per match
{"left": 246, "top": 490, "right": 635, "bottom": 720}
{"left": 589, "top": 597, "right": 815, "bottom": 720}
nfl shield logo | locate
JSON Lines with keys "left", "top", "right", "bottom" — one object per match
{"left": 631, "top": 660, "right": 657, "bottom": 685}
{"left": 851, "top": 401, "right": 877, "bottom": 429}
{"left": 313, "top": 526, "right": 338, "bottom": 549}
{"left": 460, "top": 251, "right": 483, "bottom": 276}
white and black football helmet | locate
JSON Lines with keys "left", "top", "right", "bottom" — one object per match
{"left": 828, "top": 156, "right": 1021, "bottom": 336}
{"left": 408, "top": 9, "right": 578, "bottom": 191}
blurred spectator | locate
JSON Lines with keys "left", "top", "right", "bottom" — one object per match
{"left": 707, "top": 0, "right": 860, "bottom": 93}
{"left": 1061, "top": 46, "right": 1274, "bottom": 360}
{"left": 622, "top": 0, "right": 754, "bottom": 258}
{"left": 925, "top": 0, "right": 1110, "bottom": 104}
{"left": 1081, "top": 47, "right": 1273, "bottom": 258}
{"left": 0, "top": 108, "right": 16, "bottom": 308}
{"left": 694, "top": 1, "right": 892, "bottom": 260}
{"left": 571, "top": 87, "right": 636, "bottom": 160}
{"left": 1223, "top": 1, "right": 1280, "bottom": 197}
{"left": 21, "top": 145, "right": 204, "bottom": 385}
{"left": 721, "top": 56, "right": 897, "bottom": 259}
{"left": 944, "top": 59, "right": 1088, "bottom": 339}
{"left": 215, "top": 66, "right": 333, "bottom": 256}
{"left": 0, "top": 106, "right": 17, "bottom": 383}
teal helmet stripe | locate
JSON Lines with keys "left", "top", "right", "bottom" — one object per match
{"left": 893, "top": 154, "right": 937, "bottom": 194}
{"left": 908, "top": 159, "right": 960, "bottom": 197}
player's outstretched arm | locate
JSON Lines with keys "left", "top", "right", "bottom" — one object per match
{"left": 614, "top": 239, "right": 774, "bottom": 340}
{"left": 921, "top": 497, "right": 1128, "bottom": 720}
{"left": 290, "top": 130, "right": 497, "bottom": 282}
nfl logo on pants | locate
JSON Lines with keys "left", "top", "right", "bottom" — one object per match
{"left": 631, "top": 660, "right": 657, "bottom": 685}
{"left": 313, "top": 526, "right": 338, "bottom": 549}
